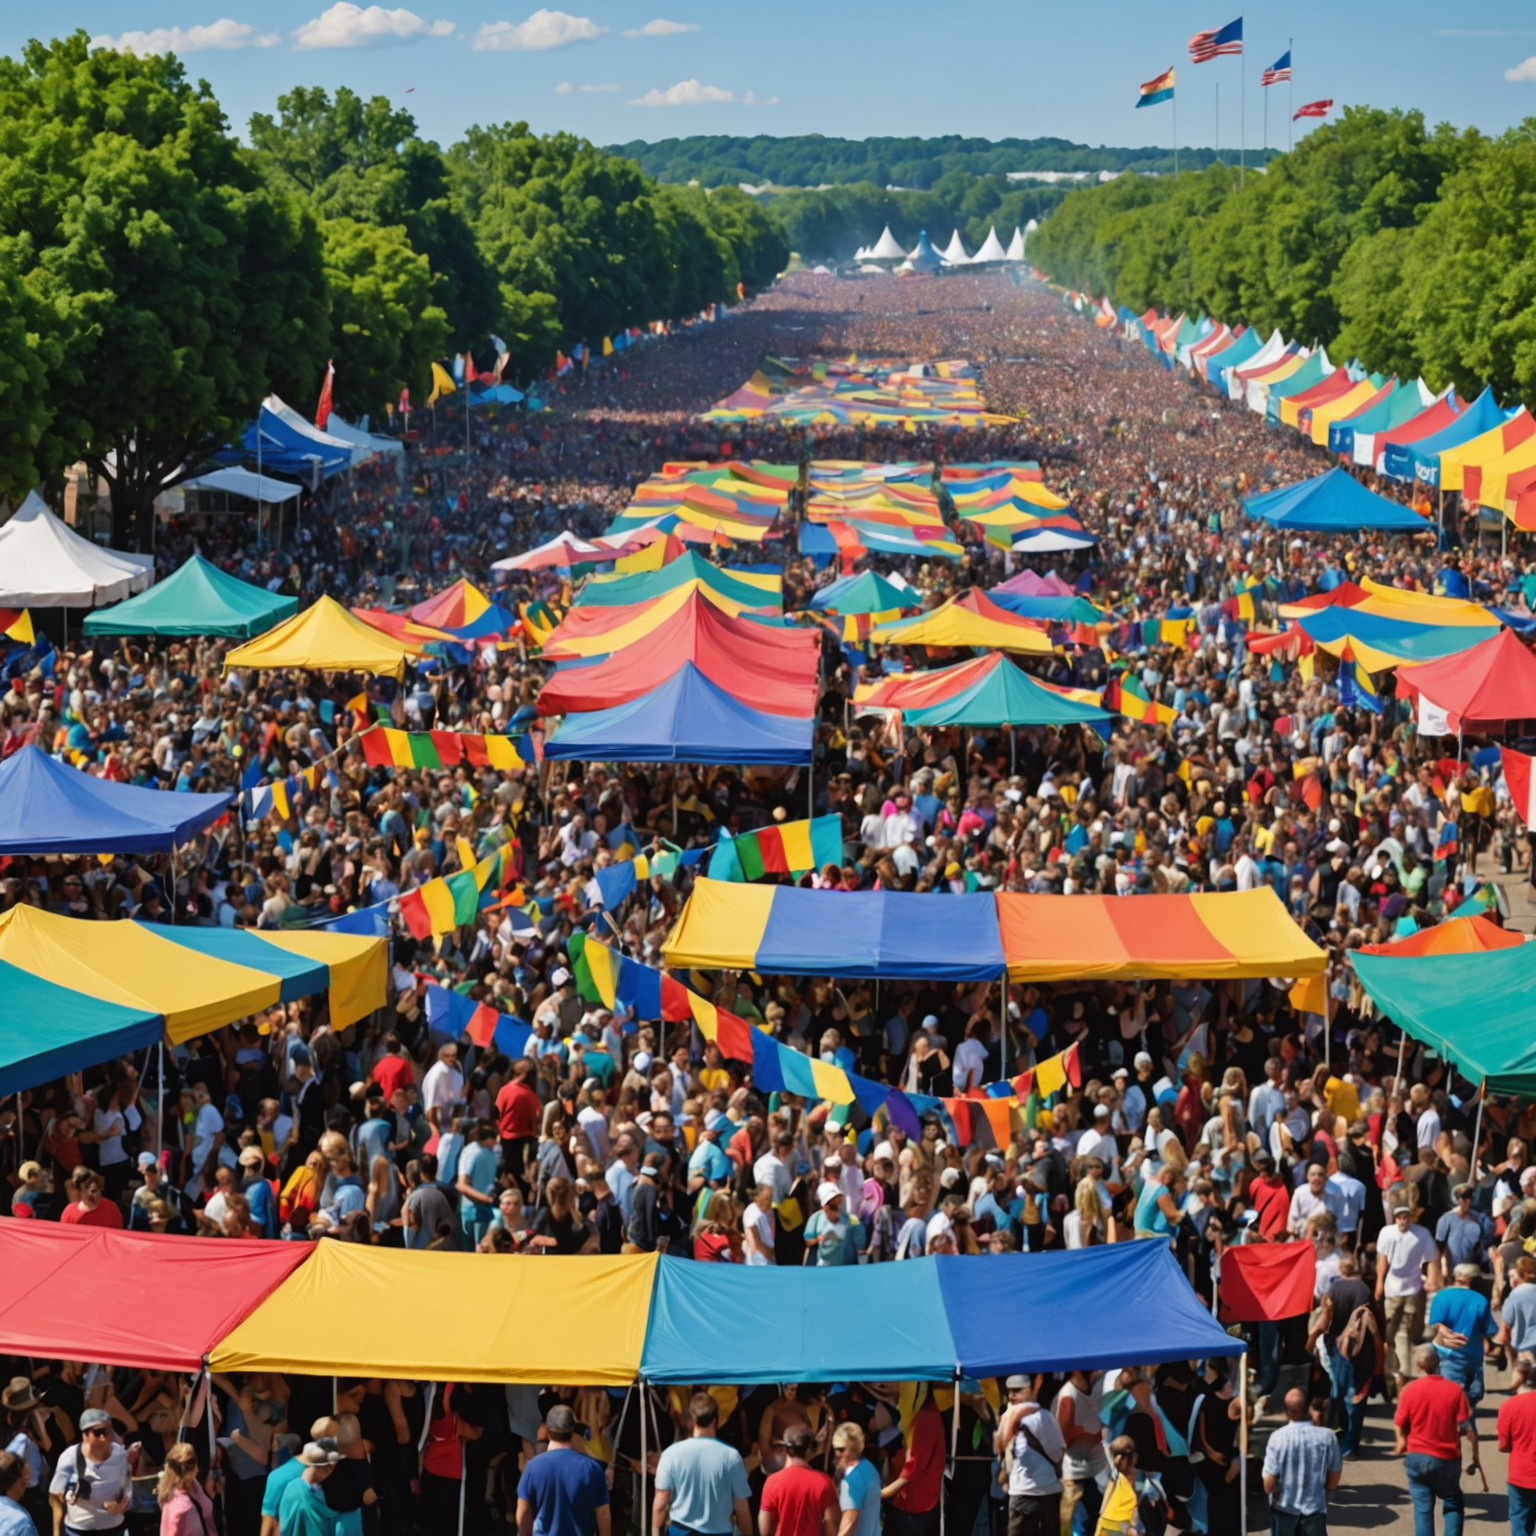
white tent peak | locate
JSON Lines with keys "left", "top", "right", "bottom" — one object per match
{"left": 971, "top": 225, "right": 1009, "bottom": 263}
{"left": 0, "top": 491, "right": 155, "bottom": 607}
{"left": 867, "top": 225, "right": 907, "bottom": 261}
{"left": 940, "top": 229, "right": 971, "bottom": 265}
{"left": 1005, "top": 226, "right": 1026, "bottom": 261}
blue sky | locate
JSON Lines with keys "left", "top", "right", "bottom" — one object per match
{"left": 13, "top": 2, "right": 1536, "bottom": 153}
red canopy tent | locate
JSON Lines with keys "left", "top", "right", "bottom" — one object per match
{"left": 0, "top": 1221, "right": 310, "bottom": 1370}
{"left": 536, "top": 593, "right": 820, "bottom": 718}
{"left": 1396, "top": 628, "right": 1536, "bottom": 732}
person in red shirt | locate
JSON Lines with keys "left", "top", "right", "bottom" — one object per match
{"left": 57, "top": 1167, "right": 123, "bottom": 1229}
{"left": 882, "top": 1396, "right": 945, "bottom": 1536}
{"left": 759, "top": 1425, "right": 837, "bottom": 1536}
{"left": 1499, "top": 1360, "right": 1536, "bottom": 1533}
{"left": 496, "top": 1057, "right": 543, "bottom": 1196}
{"left": 1248, "top": 1152, "right": 1292, "bottom": 1239}
{"left": 1393, "top": 1345, "right": 1477, "bottom": 1535}
{"left": 369, "top": 1033, "right": 415, "bottom": 1100}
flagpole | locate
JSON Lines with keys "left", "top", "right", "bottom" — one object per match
{"left": 1173, "top": 90, "right": 1178, "bottom": 178}
{"left": 1289, "top": 39, "right": 1294, "bottom": 152}
{"left": 1215, "top": 81, "right": 1219, "bottom": 163}
{"left": 1239, "top": 15, "right": 1246, "bottom": 188}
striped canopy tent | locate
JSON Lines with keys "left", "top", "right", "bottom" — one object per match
{"left": 1279, "top": 368, "right": 1371, "bottom": 431}
{"left": 899, "top": 654, "right": 1112, "bottom": 730}
{"left": 542, "top": 583, "right": 785, "bottom": 659}
{"left": 0, "top": 906, "right": 385, "bottom": 1095}
{"left": 1307, "top": 376, "right": 1393, "bottom": 447}
{"left": 574, "top": 552, "right": 782, "bottom": 613}
{"left": 1345, "top": 381, "right": 1440, "bottom": 464}
{"left": 407, "top": 579, "right": 519, "bottom": 640}
{"left": 870, "top": 589, "right": 1054, "bottom": 653}
{"left": 1365, "top": 390, "right": 1461, "bottom": 472}
{"left": 1383, "top": 387, "right": 1503, "bottom": 485}
{"left": 802, "top": 571, "right": 916, "bottom": 616}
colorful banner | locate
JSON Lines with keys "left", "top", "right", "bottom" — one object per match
{"left": 424, "top": 982, "right": 532, "bottom": 1053}
{"left": 706, "top": 815, "right": 845, "bottom": 882}
{"left": 359, "top": 726, "right": 537, "bottom": 771}
{"left": 1105, "top": 673, "right": 1178, "bottom": 725}
{"left": 398, "top": 844, "right": 517, "bottom": 941}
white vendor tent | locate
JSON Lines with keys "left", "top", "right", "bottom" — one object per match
{"left": 970, "top": 226, "right": 1009, "bottom": 264}
{"left": 264, "top": 396, "right": 372, "bottom": 469}
{"left": 185, "top": 468, "right": 303, "bottom": 504}
{"left": 0, "top": 491, "right": 155, "bottom": 607}
{"left": 1005, "top": 227, "right": 1026, "bottom": 261}
{"left": 940, "top": 229, "right": 971, "bottom": 265}
{"left": 866, "top": 226, "right": 908, "bottom": 261}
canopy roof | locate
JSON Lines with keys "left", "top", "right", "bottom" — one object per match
{"left": 407, "top": 579, "right": 518, "bottom": 640}
{"left": 940, "top": 228, "right": 971, "bottom": 265}
{"left": 1295, "top": 607, "right": 1497, "bottom": 670}
{"left": 576, "top": 551, "right": 782, "bottom": 612}
{"left": 901, "top": 654, "right": 1112, "bottom": 729}
{"left": 185, "top": 467, "right": 303, "bottom": 503}
{"left": 543, "top": 664, "right": 813, "bottom": 765}
{"left": 0, "top": 745, "right": 233, "bottom": 855}
{"left": 0, "top": 491, "right": 154, "bottom": 607}
{"left": 997, "top": 888, "right": 1324, "bottom": 982}
{"left": 987, "top": 590, "right": 1106, "bottom": 624}
{"left": 1346, "top": 380, "right": 1437, "bottom": 462}
{"left": 1278, "top": 368, "right": 1357, "bottom": 429}
{"left": 871, "top": 588, "right": 1053, "bottom": 653}
{"left": 1433, "top": 409, "right": 1534, "bottom": 494}
{"left": 1352, "top": 944, "right": 1536, "bottom": 1091}
{"left": 326, "top": 414, "right": 404, "bottom": 463}
{"left": 223, "top": 596, "right": 411, "bottom": 677}
{"left": 664, "top": 878, "right": 1006, "bottom": 980}
{"left": 491, "top": 531, "right": 623, "bottom": 572}
{"left": 1308, "top": 377, "right": 1392, "bottom": 446}
{"left": 0, "top": 1224, "right": 310, "bottom": 1372}
{"left": 1395, "top": 628, "right": 1536, "bottom": 730}
{"left": 804, "top": 571, "right": 915, "bottom": 616}
{"left": 995, "top": 569, "right": 1077, "bottom": 598}
{"left": 1358, "top": 914, "right": 1524, "bottom": 957}
{"left": 83, "top": 553, "right": 297, "bottom": 638}
{"left": 537, "top": 594, "right": 820, "bottom": 718}
{"left": 867, "top": 226, "right": 907, "bottom": 260}
{"left": 1366, "top": 389, "right": 1461, "bottom": 469}
{"left": 1242, "top": 467, "right": 1428, "bottom": 533}
{"left": 1383, "top": 387, "right": 1504, "bottom": 484}
{"left": 971, "top": 226, "right": 1008, "bottom": 263}
{"left": 544, "top": 582, "right": 780, "bottom": 658}
{"left": 0, "top": 911, "right": 385, "bottom": 1094}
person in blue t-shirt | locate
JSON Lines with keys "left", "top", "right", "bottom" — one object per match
{"left": 1429, "top": 1262, "right": 1497, "bottom": 1414}
{"left": 833, "top": 1422, "right": 882, "bottom": 1536}
{"left": 517, "top": 1406, "right": 610, "bottom": 1536}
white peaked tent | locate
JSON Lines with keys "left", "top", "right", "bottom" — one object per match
{"left": 940, "top": 229, "right": 971, "bottom": 265}
{"left": 0, "top": 491, "right": 155, "bottom": 607}
{"left": 971, "top": 225, "right": 1009, "bottom": 264}
{"left": 867, "top": 226, "right": 908, "bottom": 261}
{"left": 326, "top": 416, "right": 405, "bottom": 466}
{"left": 1224, "top": 329, "right": 1288, "bottom": 400}
{"left": 264, "top": 395, "right": 371, "bottom": 469}
{"left": 1005, "top": 227, "right": 1026, "bottom": 261}
{"left": 901, "top": 231, "right": 944, "bottom": 275}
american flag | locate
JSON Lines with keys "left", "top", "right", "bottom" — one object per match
{"left": 1293, "top": 99, "right": 1333, "bottom": 120}
{"left": 1261, "top": 50, "right": 1291, "bottom": 87}
{"left": 1189, "top": 16, "right": 1243, "bottom": 63}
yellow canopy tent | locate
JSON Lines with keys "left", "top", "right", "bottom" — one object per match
{"left": 1476, "top": 433, "right": 1536, "bottom": 510}
{"left": 223, "top": 596, "right": 410, "bottom": 678}
{"left": 1437, "top": 410, "right": 1533, "bottom": 495}
{"left": 1308, "top": 379, "right": 1383, "bottom": 447}
{"left": 870, "top": 591, "right": 1052, "bottom": 654}
{"left": 210, "top": 1243, "right": 658, "bottom": 1382}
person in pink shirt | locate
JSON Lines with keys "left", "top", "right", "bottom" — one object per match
{"left": 156, "top": 1443, "right": 216, "bottom": 1536}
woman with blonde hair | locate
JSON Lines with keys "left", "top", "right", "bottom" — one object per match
{"left": 1066, "top": 1174, "right": 1108, "bottom": 1248}
{"left": 693, "top": 1192, "right": 743, "bottom": 1262}
{"left": 156, "top": 1442, "right": 215, "bottom": 1535}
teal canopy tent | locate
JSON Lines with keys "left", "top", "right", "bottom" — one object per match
{"left": 902, "top": 654, "right": 1113, "bottom": 730}
{"left": 83, "top": 554, "right": 297, "bottom": 639}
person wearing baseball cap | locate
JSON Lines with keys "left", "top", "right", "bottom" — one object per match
{"left": 49, "top": 1409, "right": 131, "bottom": 1533}
{"left": 804, "top": 1182, "right": 861, "bottom": 1267}
{"left": 995, "top": 1375, "right": 1065, "bottom": 1534}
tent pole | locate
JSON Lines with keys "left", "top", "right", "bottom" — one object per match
{"left": 999, "top": 966, "right": 1009, "bottom": 1081}
{"left": 458, "top": 1445, "right": 467, "bottom": 1536}
{"left": 1238, "top": 1349, "right": 1249, "bottom": 1526}
{"left": 639, "top": 1377, "right": 648, "bottom": 1536}
{"left": 1394, "top": 1030, "right": 1407, "bottom": 1097}
{"left": 1473, "top": 1081, "right": 1488, "bottom": 1177}
{"left": 155, "top": 1041, "right": 164, "bottom": 1161}
{"left": 942, "top": 1369, "right": 961, "bottom": 1536}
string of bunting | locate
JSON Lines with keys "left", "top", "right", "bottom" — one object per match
{"left": 359, "top": 725, "right": 540, "bottom": 771}
{"left": 398, "top": 840, "right": 519, "bottom": 941}
{"left": 571, "top": 935, "right": 1083, "bottom": 1147}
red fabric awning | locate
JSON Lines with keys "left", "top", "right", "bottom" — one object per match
{"left": 0, "top": 1220, "right": 311, "bottom": 1370}
{"left": 1396, "top": 628, "right": 1536, "bottom": 731}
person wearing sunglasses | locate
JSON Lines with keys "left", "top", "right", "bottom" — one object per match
{"left": 48, "top": 1409, "right": 131, "bottom": 1533}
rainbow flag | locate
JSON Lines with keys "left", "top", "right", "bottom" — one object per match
{"left": 1337, "top": 646, "right": 1382, "bottom": 714}
{"left": 1106, "top": 672, "right": 1178, "bottom": 726}
{"left": 1137, "top": 66, "right": 1175, "bottom": 108}
{"left": 707, "top": 815, "right": 845, "bottom": 882}
{"left": 360, "top": 726, "right": 536, "bottom": 770}
{"left": 571, "top": 934, "right": 693, "bottom": 1022}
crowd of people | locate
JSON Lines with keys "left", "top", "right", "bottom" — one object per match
{"left": 5, "top": 269, "right": 1536, "bottom": 1536}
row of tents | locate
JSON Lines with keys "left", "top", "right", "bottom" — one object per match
{"left": 853, "top": 223, "right": 1028, "bottom": 273}
{"left": 1104, "top": 299, "right": 1536, "bottom": 525}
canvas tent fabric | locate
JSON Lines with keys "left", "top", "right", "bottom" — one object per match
{"left": 996, "top": 889, "right": 1324, "bottom": 982}
{"left": 870, "top": 589, "right": 1053, "bottom": 653}
{"left": 1241, "top": 468, "right": 1428, "bottom": 533}
{"left": 663, "top": 879, "right": 1007, "bottom": 980}
{"left": 326, "top": 415, "right": 405, "bottom": 465}
{"left": 1357, "top": 914, "right": 1524, "bottom": 957}
{"left": 900, "top": 654, "right": 1113, "bottom": 729}
{"left": 576, "top": 552, "right": 782, "bottom": 613}
{"left": 0, "top": 491, "right": 155, "bottom": 607}
{"left": 1432, "top": 409, "right": 1535, "bottom": 494}
{"left": 1352, "top": 945, "right": 1536, "bottom": 1092}
{"left": 543, "top": 664, "right": 814, "bottom": 766}
{"left": 83, "top": 553, "right": 298, "bottom": 639}
{"left": 0, "top": 1223, "right": 311, "bottom": 1372}
{"left": 1394, "top": 628, "right": 1536, "bottom": 731}
{"left": 1384, "top": 387, "right": 1504, "bottom": 484}
{"left": 1346, "top": 381, "right": 1437, "bottom": 463}
{"left": 0, "top": 745, "right": 234, "bottom": 855}
{"left": 1309, "top": 377, "right": 1392, "bottom": 447}
{"left": 223, "top": 596, "right": 411, "bottom": 678}
{"left": 211, "top": 1243, "right": 658, "bottom": 1383}
{"left": 542, "top": 583, "right": 781, "bottom": 659}
{"left": 183, "top": 468, "right": 303, "bottom": 503}
{"left": 1294, "top": 608, "right": 1496, "bottom": 671}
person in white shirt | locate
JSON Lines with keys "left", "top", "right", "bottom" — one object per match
{"left": 882, "top": 794, "right": 920, "bottom": 849}
{"left": 952, "top": 1016, "right": 991, "bottom": 1093}
{"left": 1287, "top": 1163, "right": 1342, "bottom": 1237}
{"left": 576, "top": 1081, "right": 610, "bottom": 1164}
{"left": 420, "top": 1043, "right": 465, "bottom": 1116}
{"left": 754, "top": 1134, "right": 795, "bottom": 1205}
{"left": 743, "top": 1184, "right": 776, "bottom": 1265}
{"left": 1411, "top": 1085, "right": 1442, "bottom": 1153}
{"left": 1376, "top": 1204, "right": 1443, "bottom": 1391}
{"left": 1075, "top": 1106, "right": 1121, "bottom": 1185}
{"left": 1326, "top": 1167, "right": 1367, "bottom": 1241}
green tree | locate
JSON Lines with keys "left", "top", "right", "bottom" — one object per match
{"left": 0, "top": 245, "right": 59, "bottom": 500}
{"left": 250, "top": 86, "right": 500, "bottom": 351}
{"left": 321, "top": 218, "right": 447, "bottom": 420}
{"left": 0, "top": 33, "right": 328, "bottom": 548}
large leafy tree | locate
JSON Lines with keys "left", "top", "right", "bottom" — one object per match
{"left": 0, "top": 245, "right": 59, "bottom": 500}
{"left": 250, "top": 86, "right": 499, "bottom": 352}
{"left": 321, "top": 218, "right": 447, "bottom": 420}
{"left": 0, "top": 33, "right": 328, "bottom": 548}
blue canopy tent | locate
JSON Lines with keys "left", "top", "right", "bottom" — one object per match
{"left": 542, "top": 663, "right": 814, "bottom": 765}
{"left": 1203, "top": 328, "right": 1260, "bottom": 389}
{"left": 219, "top": 404, "right": 352, "bottom": 482}
{"left": 639, "top": 1247, "right": 1241, "bottom": 1384}
{"left": 1241, "top": 467, "right": 1429, "bottom": 533}
{"left": 1381, "top": 386, "right": 1502, "bottom": 484}
{"left": 986, "top": 591, "right": 1106, "bottom": 624}
{"left": 0, "top": 746, "right": 234, "bottom": 856}
{"left": 1327, "top": 379, "right": 1400, "bottom": 456}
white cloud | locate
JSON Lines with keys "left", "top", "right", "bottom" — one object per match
{"left": 93, "top": 19, "right": 279, "bottom": 54}
{"left": 555, "top": 80, "right": 619, "bottom": 92}
{"left": 1507, "top": 55, "right": 1536, "bottom": 80}
{"left": 630, "top": 78, "right": 734, "bottom": 106}
{"left": 742, "top": 89, "right": 778, "bottom": 106}
{"left": 622, "top": 18, "right": 699, "bottom": 37}
{"left": 474, "top": 9, "right": 606, "bottom": 51}
{"left": 291, "top": 3, "right": 453, "bottom": 49}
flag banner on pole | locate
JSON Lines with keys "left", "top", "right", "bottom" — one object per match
{"left": 1501, "top": 746, "right": 1536, "bottom": 823}
{"left": 358, "top": 726, "right": 538, "bottom": 771}
{"left": 315, "top": 360, "right": 335, "bottom": 430}
{"left": 1261, "top": 51, "right": 1291, "bottom": 85}
{"left": 1293, "top": 99, "right": 1332, "bottom": 120}
{"left": 706, "top": 815, "right": 845, "bottom": 882}
{"left": 1189, "top": 17, "right": 1243, "bottom": 62}
{"left": 1218, "top": 1243, "right": 1317, "bottom": 1322}
{"left": 1137, "top": 66, "right": 1176, "bottom": 107}
{"left": 424, "top": 982, "right": 532, "bottom": 1054}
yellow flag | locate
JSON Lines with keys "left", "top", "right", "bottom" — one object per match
{"left": 428, "top": 362, "right": 456, "bottom": 404}
{"left": 602, "top": 336, "right": 614, "bottom": 357}
{"left": 1289, "top": 975, "right": 1328, "bottom": 1016}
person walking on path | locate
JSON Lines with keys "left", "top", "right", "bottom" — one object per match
{"left": 517, "top": 1405, "right": 611, "bottom": 1536}
{"left": 1392, "top": 1345, "right": 1477, "bottom": 1536}
{"left": 831, "top": 1425, "right": 881, "bottom": 1536}
{"left": 1262, "top": 1388, "right": 1340, "bottom": 1536}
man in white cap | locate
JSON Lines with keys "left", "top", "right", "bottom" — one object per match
{"left": 49, "top": 1409, "right": 131, "bottom": 1533}
{"left": 804, "top": 1182, "right": 861, "bottom": 1266}
{"left": 994, "top": 1376, "right": 1065, "bottom": 1536}
{"left": 277, "top": 1439, "right": 343, "bottom": 1536}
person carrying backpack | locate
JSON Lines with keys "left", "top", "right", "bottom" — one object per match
{"left": 995, "top": 1375, "right": 1066, "bottom": 1536}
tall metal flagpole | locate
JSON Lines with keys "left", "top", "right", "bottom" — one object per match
{"left": 1173, "top": 88, "right": 1178, "bottom": 178}
{"left": 1289, "top": 39, "right": 1294, "bottom": 152}
{"left": 1239, "top": 16, "right": 1246, "bottom": 188}
{"left": 1215, "top": 81, "right": 1219, "bottom": 163}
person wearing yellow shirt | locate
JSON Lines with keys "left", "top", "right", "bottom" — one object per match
{"left": 1094, "top": 1436, "right": 1145, "bottom": 1535}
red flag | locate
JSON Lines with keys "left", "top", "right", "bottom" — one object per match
{"left": 1293, "top": 99, "right": 1332, "bottom": 120}
{"left": 466, "top": 1002, "right": 499, "bottom": 1048}
{"left": 398, "top": 387, "right": 411, "bottom": 414}
{"left": 464, "top": 351, "right": 479, "bottom": 384}
{"left": 1219, "top": 1242, "right": 1316, "bottom": 1322}
{"left": 398, "top": 888, "right": 433, "bottom": 942}
{"left": 1503, "top": 745, "right": 1536, "bottom": 824}
{"left": 315, "top": 360, "right": 335, "bottom": 430}
{"left": 943, "top": 1098, "right": 973, "bottom": 1146}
